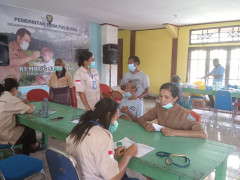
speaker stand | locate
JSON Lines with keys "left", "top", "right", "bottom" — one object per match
{"left": 109, "top": 64, "right": 112, "bottom": 87}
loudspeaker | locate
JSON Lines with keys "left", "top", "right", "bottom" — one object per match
{"left": 0, "top": 34, "right": 9, "bottom": 66}
{"left": 103, "top": 44, "right": 118, "bottom": 64}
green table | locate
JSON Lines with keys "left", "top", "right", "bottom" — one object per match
{"left": 182, "top": 88, "right": 240, "bottom": 98}
{"left": 17, "top": 102, "right": 235, "bottom": 180}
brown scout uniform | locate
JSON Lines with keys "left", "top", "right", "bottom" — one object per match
{"left": 139, "top": 103, "right": 203, "bottom": 131}
{"left": 0, "top": 91, "right": 30, "bottom": 144}
{"left": 66, "top": 126, "right": 119, "bottom": 180}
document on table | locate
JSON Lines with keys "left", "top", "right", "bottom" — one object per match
{"left": 152, "top": 123, "right": 164, "bottom": 131}
{"left": 71, "top": 119, "right": 79, "bottom": 123}
{"left": 114, "top": 137, "right": 155, "bottom": 158}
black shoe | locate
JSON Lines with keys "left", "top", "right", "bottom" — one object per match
{"left": 30, "top": 143, "right": 46, "bottom": 153}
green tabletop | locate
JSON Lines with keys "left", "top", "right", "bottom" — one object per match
{"left": 17, "top": 102, "right": 236, "bottom": 180}
{"left": 182, "top": 88, "right": 240, "bottom": 98}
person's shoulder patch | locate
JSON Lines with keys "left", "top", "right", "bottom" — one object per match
{"left": 187, "top": 114, "right": 196, "bottom": 121}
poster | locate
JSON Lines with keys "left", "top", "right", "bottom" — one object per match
{"left": 0, "top": 4, "right": 89, "bottom": 86}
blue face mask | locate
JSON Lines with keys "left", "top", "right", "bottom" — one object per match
{"left": 109, "top": 121, "right": 118, "bottom": 133}
{"left": 55, "top": 66, "right": 63, "bottom": 72}
{"left": 125, "top": 92, "right": 132, "bottom": 98}
{"left": 128, "top": 63, "right": 136, "bottom": 72}
{"left": 162, "top": 102, "right": 173, "bottom": 109}
{"left": 88, "top": 61, "right": 95, "bottom": 69}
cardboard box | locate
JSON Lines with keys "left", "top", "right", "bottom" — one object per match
{"left": 191, "top": 98, "right": 206, "bottom": 108}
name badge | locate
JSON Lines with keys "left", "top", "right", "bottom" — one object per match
{"left": 93, "top": 81, "right": 97, "bottom": 89}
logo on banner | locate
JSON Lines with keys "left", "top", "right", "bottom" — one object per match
{"left": 46, "top": 14, "right": 53, "bottom": 25}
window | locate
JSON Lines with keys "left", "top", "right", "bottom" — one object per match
{"left": 187, "top": 46, "right": 240, "bottom": 86}
{"left": 190, "top": 26, "right": 240, "bottom": 44}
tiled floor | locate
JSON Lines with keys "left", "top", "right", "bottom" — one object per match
{"left": 30, "top": 98, "right": 240, "bottom": 180}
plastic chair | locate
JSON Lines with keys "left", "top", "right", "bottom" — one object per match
{"left": 189, "top": 110, "right": 201, "bottom": 122}
{"left": 70, "top": 86, "right": 78, "bottom": 108}
{"left": 27, "top": 89, "right": 50, "bottom": 102}
{"left": 213, "top": 90, "right": 235, "bottom": 122}
{"left": 46, "top": 147, "right": 80, "bottom": 180}
{"left": 0, "top": 154, "right": 45, "bottom": 180}
{"left": 100, "top": 84, "right": 123, "bottom": 103}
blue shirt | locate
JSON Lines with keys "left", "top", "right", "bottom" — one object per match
{"left": 211, "top": 65, "right": 225, "bottom": 82}
{"left": 119, "top": 98, "right": 144, "bottom": 121}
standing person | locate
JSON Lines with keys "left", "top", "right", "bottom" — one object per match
{"left": 74, "top": 50, "right": 101, "bottom": 110}
{"left": 66, "top": 98, "right": 138, "bottom": 180}
{"left": 202, "top": 58, "right": 225, "bottom": 108}
{"left": 172, "top": 75, "right": 193, "bottom": 110}
{"left": 0, "top": 78, "right": 45, "bottom": 155}
{"left": 0, "top": 28, "right": 40, "bottom": 81}
{"left": 48, "top": 58, "right": 75, "bottom": 106}
{"left": 119, "top": 81, "right": 144, "bottom": 122}
{"left": 138, "top": 83, "right": 206, "bottom": 139}
{"left": 120, "top": 56, "right": 150, "bottom": 99}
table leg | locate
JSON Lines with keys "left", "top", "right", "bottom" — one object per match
{"left": 42, "top": 133, "right": 48, "bottom": 146}
{"left": 215, "top": 158, "right": 227, "bottom": 180}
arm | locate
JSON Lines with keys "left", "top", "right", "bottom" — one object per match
{"left": 138, "top": 88, "right": 149, "bottom": 99}
{"left": 212, "top": 74, "right": 222, "bottom": 79}
{"left": 26, "top": 104, "right": 35, "bottom": 114}
{"left": 111, "top": 144, "right": 138, "bottom": 180}
{"left": 120, "top": 106, "right": 138, "bottom": 122}
{"left": 79, "top": 92, "right": 91, "bottom": 110}
{"left": 201, "top": 72, "right": 212, "bottom": 79}
{"left": 161, "top": 128, "right": 206, "bottom": 139}
{"left": 10, "top": 51, "right": 40, "bottom": 66}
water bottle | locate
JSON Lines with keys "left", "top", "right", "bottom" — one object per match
{"left": 42, "top": 98, "right": 49, "bottom": 118}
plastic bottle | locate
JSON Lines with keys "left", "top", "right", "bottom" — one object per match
{"left": 42, "top": 98, "right": 49, "bottom": 118}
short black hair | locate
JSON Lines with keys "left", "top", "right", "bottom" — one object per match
{"left": 16, "top": 28, "right": 31, "bottom": 38}
{"left": 0, "top": 78, "right": 19, "bottom": 96}
{"left": 160, "top": 83, "right": 179, "bottom": 98}
{"left": 172, "top": 75, "right": 181, "bottom": 83}
{"left": 213, "top": 58, "right": 219, "bottom": 63}
{"left": 129, "top": 56, "right": 140, "bottom": 65}
{"left": 77, "top": 50, "right": 93, "bottom": 67}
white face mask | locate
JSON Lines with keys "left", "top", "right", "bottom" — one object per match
{"left": 20, "top": 41, "right": 29, "bottom": 50}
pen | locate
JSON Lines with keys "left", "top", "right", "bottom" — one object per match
{"left": 132, "top": 134, "right": 134, "bottom": 144}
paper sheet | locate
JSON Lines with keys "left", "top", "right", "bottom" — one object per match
{"left": 114, "top": 137, "right": 155, "bottom": 158}
{"left": 152, "top": 123, "right": 164, "bottom": 131}
{"left": 71, "top": 119, "right": 79, "bottom": 123}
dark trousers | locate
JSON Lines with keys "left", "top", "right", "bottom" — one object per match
{"left": 208, "top": 95, "right": 215, "bottom": 108}
{"left": 15, "top": 127, "right": 37, "bottom": 155}
{"left": 122, "top": 173, "right": 139, "bottom": 180}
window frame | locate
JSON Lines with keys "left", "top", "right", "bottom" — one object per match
{"left": 189, "top": 25, "right": 240, "bottom": 45}
{"left": 187, "top": 46, "right": 240, "bottom": 86}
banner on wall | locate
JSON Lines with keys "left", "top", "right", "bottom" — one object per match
{"left": 0, "top": 4, "right": 89, "bottom": 86}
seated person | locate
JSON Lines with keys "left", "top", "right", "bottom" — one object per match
{"left": 172, "top": 75, "right": 193, "bottom": 110}
{"left": 66, "top": 98, "right": 138, "bottom": 180}
{"left": 0, "top": 78, "right": 45, "bottom": 155}
{"left": 119, "top": 81, "right": 144, "bottom": 122}
{"left": 35, "top": 47, "right": 55, "bottom": 85}
{"left": 138, "top": 83, "right": 206, "bottom": 139}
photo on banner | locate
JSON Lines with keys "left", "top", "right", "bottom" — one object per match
{"left": 0, "top": 4, "right": 89, "bottom": 86}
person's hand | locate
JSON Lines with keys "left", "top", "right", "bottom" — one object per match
{"left": 30, "top": 51, "right": 41, "bottom": 60}
{"left": 120, "top": 106, "right": 129, "bottom": 113}
{"left": 125, "top": 144, "right": 138, "bottom": 157}
{"left": 115, "top": 146, "right": 126, "bottom": 158}
{"left": 144, "top": 123, "right": 155, "bottom": 132}
{"left": 161, "top": 127, "right": 176, "bottom": 136}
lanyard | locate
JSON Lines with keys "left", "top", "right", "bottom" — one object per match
{"left": 88, "top": 72, "right": 93, "bottom": 79}
{"left": 156, "top": 151, "right": 191, "bottom": 168}
{"left": 89, "top": 120, "right": 101, "bottom": 127}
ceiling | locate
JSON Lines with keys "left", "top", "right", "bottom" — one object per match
{"left": 0, "top": 0, "right": 240, "bottom": 30}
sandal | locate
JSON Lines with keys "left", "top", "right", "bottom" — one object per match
{"left": 30, "top": 143, "right": 46, "bottom": 153}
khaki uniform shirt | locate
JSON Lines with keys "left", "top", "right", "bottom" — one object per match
{"left": 48, "top": 71, "right": 74, "bottom": 88}
{"left": 0, "top": 91, "right": 30, "bottom": 144}
{"left": 66, "top": 126, "right": 119, "bottom": 180}
{"left": 74, "top": 67, "right": 100, "bottom": 110}
{"left": 0, "top": 40, "right": 27, "bottom": 81}
{"left": 139, "top": 103, "right": 203, "bottom": 131}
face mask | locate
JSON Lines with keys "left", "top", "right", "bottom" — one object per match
{"left": 125, "top": 92, "right": 132, "bottom": 98}
{"left": 128, "top": 64, "right": 136, "bottom": 72}
{"left": 109, "top": 121, "right": 118, "bottom": 133}
{"left": 55, "top": 66, "right": 63, "bottom": 72}
{"left": 88, "top": 61, "right": 95, "bottom": 69}
{"left": 20, "top": 41, "right": 29, "bottom": 50}
{"left": 162, "top": 102, "right": 173, "bottom": 109}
